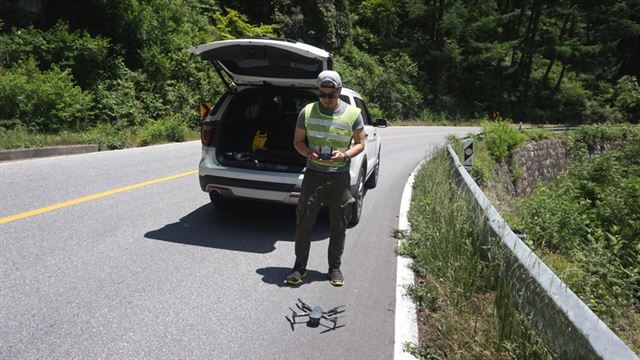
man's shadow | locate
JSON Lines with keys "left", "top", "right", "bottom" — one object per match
{"left": 256, "top": 267, "right": 328, "bottom": 287}
{"left": 144, "top": 201, "right": 331, "bottom": 254}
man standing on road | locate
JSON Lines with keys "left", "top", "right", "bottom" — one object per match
{"left": 285, "top": 70, "right": 366, "bottom": 287}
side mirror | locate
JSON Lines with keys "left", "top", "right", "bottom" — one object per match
{"left": 373, "top": 118, "right": 388, "bottom": 128}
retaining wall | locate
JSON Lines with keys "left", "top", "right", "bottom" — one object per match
{"left": 511, "top": 138, "right": 570, "bottom": 196}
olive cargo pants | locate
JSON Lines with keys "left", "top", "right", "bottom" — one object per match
{"left": 294, "top": 169, "right": 354, "bottom": 271}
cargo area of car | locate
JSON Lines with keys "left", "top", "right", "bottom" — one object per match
{"left": 216, "top": 88, "right": 316, "bottom": 172}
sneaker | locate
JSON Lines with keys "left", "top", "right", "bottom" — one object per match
{"left": 328, "top": 268, "right": 344, "bottom": 287}
{"left": 285, "top": 269, "right": 307, "bottom": 285}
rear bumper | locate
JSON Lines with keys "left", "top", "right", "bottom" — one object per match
{"left": 199, "top": 174, "right": 302, "bottom": 204}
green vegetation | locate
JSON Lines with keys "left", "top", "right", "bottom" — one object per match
{"left": 0, "top": 1, "right": 239, "bottom": 148}
{"left": 1, "top": 0, "right": 639, "bottom": 149}
{"left": 139, "top": 115, "right": 190, "bottom": 146}
{"left": 481, "top": 120, "right": 526, "bottom": 160}
{"left": 509, "top": 125, "right": 640, "bottom": 352}
{"left": 398, "top": 149, "right": 551, "bottom": 359}
{"left": 461, "top": 123, "right": 640, "bottom": 353}
{"left": 0, "top": 58, "right": 92, "bottom": 133}
{"left": 464, "top": 121, "right": 556, "bottom": 187}
{"left": 0, "top": 123, "right": 200, "bottom": 150}
{"left": 404, "top": 123, "right": 639, "bottom": 357}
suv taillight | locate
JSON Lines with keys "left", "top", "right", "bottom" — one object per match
{"left": 201, "top": 123, "right": 216, "bottom": 146}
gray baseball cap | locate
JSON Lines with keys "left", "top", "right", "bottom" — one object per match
{"left": 317, "top": 70, "right": 342, "bottom": 88}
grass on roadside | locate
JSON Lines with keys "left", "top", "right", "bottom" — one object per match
{"left": 0, "top": 118, "right": 200, "bottom": 150}
{"left": 398, "top": 148, "right": 551, "bottom": 359}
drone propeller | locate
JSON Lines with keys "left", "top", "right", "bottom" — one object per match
{"left": 285, "top": 316, "right": 295, "bottom": 331}
{"left": 326, "top": 304, "right": 346, "bottom": 313}
{"left": 296, "top": 298, "right": 313, "bottom": 312}
{"left": 289, "top": 307, "right": 309, "bottom": 321}
{"left": 320, "top": 324, "right": 346, "bottom": 334}
{"left": 318, "top": 319, "right": 346, "bottom": 333}
{"left": 322, "top": 315, "right": 346, "bottom": 325}
{"left": 324, "top": 307, "right": 346, "bottom": 317}
{"left": 323, "top": 314, "right": 346, "bottom": 320}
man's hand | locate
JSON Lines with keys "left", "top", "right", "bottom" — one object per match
{"left": 294, "top": 128, "right": 317, "bottom": 159}
{"left": 329, "top": 150, "right": 348, "bottom": 162}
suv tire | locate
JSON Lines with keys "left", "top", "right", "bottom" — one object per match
{"left": 365, "top": 158, "right": 380, "bottom": 189}
{"left": 349, "top": 168, "right": 365, "bottom": 227}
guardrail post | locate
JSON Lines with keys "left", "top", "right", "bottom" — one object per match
{"left": 463, "top": 138, "right": 473, "bottom": 170}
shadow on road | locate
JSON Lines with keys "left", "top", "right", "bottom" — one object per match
{"left": 144, "top": 201, "right": 330, "bottom": 253}
{"left": 256, "top": 267, "right": 329, "bottom": 287}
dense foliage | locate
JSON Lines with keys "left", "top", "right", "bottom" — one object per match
{"left": 0, "top": 58, "right": 92, "bottom": 132}
{"left": 456, "top": 123, "right": 640, "bottom": 352}
{"left": 1, "top": 0, "right": 236, "bottom": 145}
{"left": 198, "top": 0, "right": 640, "bottom": 122}
{"left": 457, "top": 124, "right": 639, "bottom": 351}
{"left": 513, "top": 126, "right": 639, "bottom": 323}
{"left": 1, "top": 0, "right": 639, "bottom": 140}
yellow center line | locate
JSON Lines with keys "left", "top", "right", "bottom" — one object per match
{"left": 1, "top": 169, "right": 198, "bottom": 224}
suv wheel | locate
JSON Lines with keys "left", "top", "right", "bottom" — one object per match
{"left": 365, "top": 158, "right": 380, "bottom": 189}
{"left": 349, "top": 168, "right": 365, "bottom": 227}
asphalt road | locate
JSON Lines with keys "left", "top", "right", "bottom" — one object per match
{"left": 0, "top": 126, "right": 477, "bottom": 360}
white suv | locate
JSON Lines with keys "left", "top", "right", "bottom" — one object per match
{"left": 190, "top": 39, "right": 387, "bottom": 225}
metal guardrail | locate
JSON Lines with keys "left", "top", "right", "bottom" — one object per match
{"left": 446, "top": 144, "right": 638, "bottom": 360}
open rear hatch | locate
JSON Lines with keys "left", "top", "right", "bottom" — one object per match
{"left": 189, "top": 39, "right": 332, "bottom": 88}
{"left": 213, "top": 88, "right": 317, "bottom": 173}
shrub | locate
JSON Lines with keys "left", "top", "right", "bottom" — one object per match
{"left": 514, "top": 128, "right": 640, "bottom": 320}
{"left": 514, "top": 183, "right": 594, "bottom": 252}
{"left": 0, "top": 125, "right": 34, "bottom": 149}
{"left": 481, "top": 120, "right": 525, "bottom": 160}
{"left": 213, "top": 8, "right": 278, "bottom": 40}
{"left": 334, "top": 43, "right": 423, "bottom": 120}
{"left": 138, "top": 115, "right": 187, "bottom": 146}
{"left": 0, "top": 21, "right": 113, "bottom": 88}
{"left": 468, "top": 136, "right": 496, "bottom": 187}
{"left": 92, "top": 62, "right": 151, "bottom": 128}
{"left": 524, "top": 128, "right": 554, "bottom": 141}
{"left": 613, "top": 76, "right": 640, "bottom": 122}
{"left": 565, "top": 123, "right": 639, "bottom": 157}
{"left": 0, "top": 59, "right": 93, "bottom": 133}
{"left": 82, "top": 123, "right": 134, "bottom": 150}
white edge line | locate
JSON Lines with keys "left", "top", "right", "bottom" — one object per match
{"left": 394, "top": 159, "right": 427, "bottom": 360}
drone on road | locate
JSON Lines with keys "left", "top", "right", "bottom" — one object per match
{"left": 286, "top": 298, "right": 346, "bottom": 332}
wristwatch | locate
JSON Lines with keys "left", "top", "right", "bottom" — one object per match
{"left": 343, "top": 152, "right": 350, "bottom": 161}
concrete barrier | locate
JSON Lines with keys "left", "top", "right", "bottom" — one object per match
{"left": 446, "top": 144, "right": 638, "bottom": 360}
{"left": 0, "top": 145, "right": 102, "bottom": 162}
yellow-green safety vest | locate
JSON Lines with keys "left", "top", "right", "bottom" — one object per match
{"left": 304, "top": 102, "right": 361, "bottom": 168}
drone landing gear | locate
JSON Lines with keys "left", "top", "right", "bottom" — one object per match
{"left": 286, "top": 298, "right": 346, "bottom": 332}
